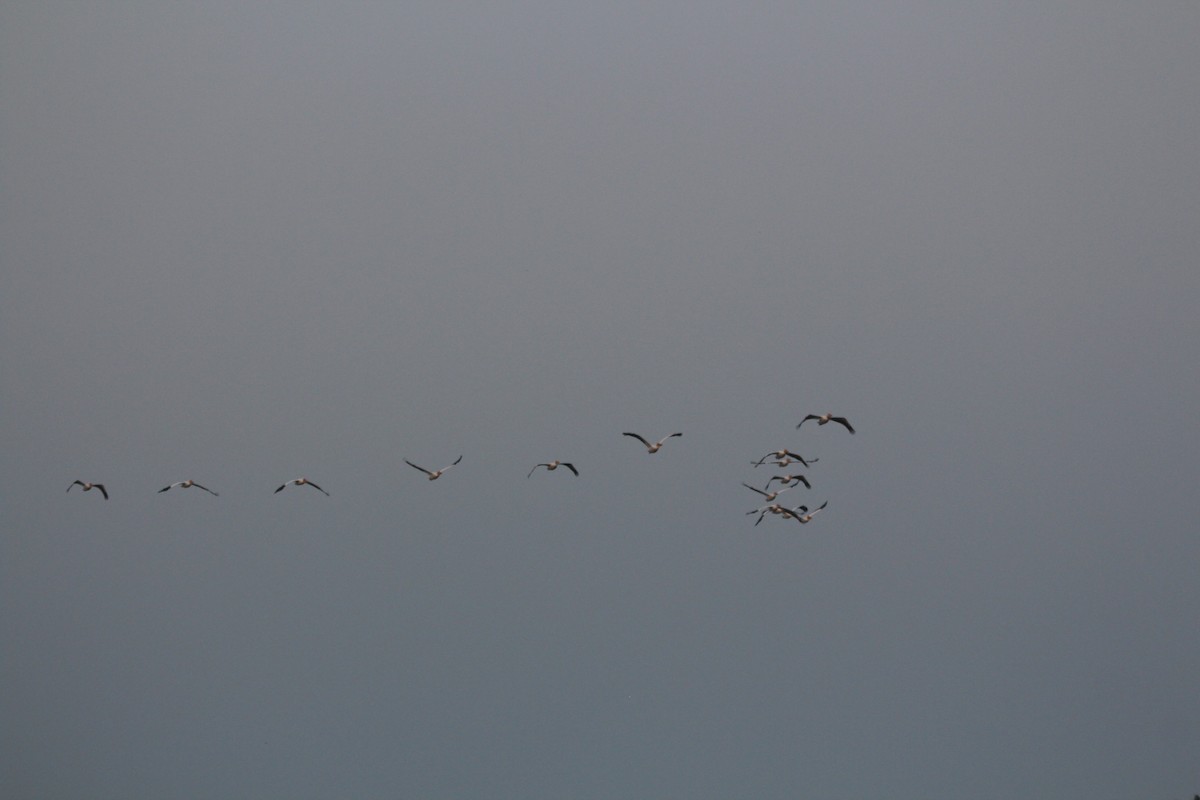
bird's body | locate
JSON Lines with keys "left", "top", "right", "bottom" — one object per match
{"left": 742, "top": 482, "right": 791, "bottom": 503}
{"left": 159, "top": 479, "right": 218, "bottom": 496}
{"left": 274, "top": 477, "right": 330, "bottom": 496}
{"left": 67, "top": 480, "right": 108, "bottom": 500}
{"left": 753, "top": 450, "right": 818, "bottom": 468}
{"left": 765, "top": 473, "right": 812, "bottom": 490}
{"left": 797, "top": 413, "right": 855, "bottom": 434}
{"left": 623, "top": 432, "right": 682, "bottom": 453}
{"left": 528, "top": 460, "right": 578, "bottom": 478}
{"left": 406, "top": 455, "right": 463, "bottom": 480}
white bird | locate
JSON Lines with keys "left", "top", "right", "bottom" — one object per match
{"left": 793, "top": 500, "right": 829, "bottom": 524}
{"left": 742, "top": 482, "right": 792, "bottom": 503}
{"left": 67, "top": 480, "right": 108, "bottom": 500}
{"left": 747, "top": 503, "right": 810, "bottom": 526}
{"left": 528, "top": 460, "right": 578, "bottom": 478}
{"left": 765, "top": 473, "right": 812, "bottom": 490}
{"left": 797, "top": 413, "right": 855, "bottom": 434}
{"left": 623, "top": 432, "right": 682, "bottom": 453}
{"left": 406, "top": 455, "right": 463, "bottom": 480}
{"left": 158, "top": 479, "right": 218, "bottom": 496}
{"left": 753, "top": 450, "right": 818, "bottom": 468}
{"left": 274, "top": 477, "right": 330, "bottom": 496}
{"left": 753, "top": 457, "right": 809, "bottom": 470}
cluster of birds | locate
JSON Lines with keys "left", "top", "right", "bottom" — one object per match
{"left": 66, "top": 414, "right": 855, "bottom": 529}
{"left": 740, "top": 413, "right": 855, "bottom": 528}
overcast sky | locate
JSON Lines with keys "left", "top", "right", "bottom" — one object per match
{"left": 2, "top": 3, "right": 1198, "bottom": 798}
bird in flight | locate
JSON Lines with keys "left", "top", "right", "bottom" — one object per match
{"left": 158, "top": 479, "right": 218, "bottom": 496}
{"left": 797, "top": 413, "right": 855, "bottom": 434}
{"left": 747, "top": 503, "right": 811, "bottom": 526}
{"left": 742, "top": 482, "right": 792, "bottom": 503}
{"left": 765, "top": 473, "right": 812, "bottom": 490}
{"left": 406, "top": 455, "right": 463, "bottom": 480}
{"left": 792, "top": 500, "right": 829, "bottom": 524}
{"left": 67, "top": 480, "right": 108, "bottom": 500}
{"left": 752, "top": 450, "right": 818, "bottom": 468}
{"left": 528, "top": 460, "right": 578, "bottom": 478}
{"left": 623, "top": 432, "right": 682, "bottom": 453}
{"left": 274, "top": 477, "right": 330, "bottom": 496}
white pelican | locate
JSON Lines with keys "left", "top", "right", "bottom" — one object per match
{"left": 793, "top": 500, "right": 829, "bottom": 524}
{"left": 67, "top": 480, "right": 108, "bottom": 500}
{"left": 406, "top": 455, "right": 463, "bottom": 480}
{"left": 742, "top": 482, "right": 792, "bottom": 503}
{"left": 528, "top": 460, "right": 578, "bottom": 478}
{"left": 158, "top": 479, "right": 218, "bottom": 496}
{"left": 747, "top": 503, "right": 810, "bottom": 526}
{"left": 797, "top": 413, "right": 855, "bottom": 434}
{"left": 623, "top": 432, "right": 682, "bottom": 453}
{"left": 753, "top": 457, "right": 809, "bottom": 470}
{"left": 753, "top": 450, "right": 818, "bottom": 468}
{"left": 765, "top": 473, "right": 812, "bottom": 490}
{"left": 274, "top": 477, "right": 330, "bottom": 496}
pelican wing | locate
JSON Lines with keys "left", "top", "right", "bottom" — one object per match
{"left": 832, "top": 417, "right": 855, "bottom": 433}
{"left": 405, "top": 460, "right": 434, "bottom": 476}
{"left": 623, "top": 432, "right": 652, "bottom": 449}
{"left": 305, "top": 480, "right": 330, "bottom": 496}
{"left": 562, "top": 463, "right": 579, "bottom": 476}
{"left": 96, "top": 484, "right": 108, "bottom": 500}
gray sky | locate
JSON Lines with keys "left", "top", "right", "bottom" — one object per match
{"left": 2, "top": 2, "right": 1198, "bottom": 797}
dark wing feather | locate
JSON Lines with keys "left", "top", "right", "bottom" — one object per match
{"left": 623, "top": 432, "right": 652, "bottom": 448}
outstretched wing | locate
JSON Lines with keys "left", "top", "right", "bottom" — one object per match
{"left": 405, "top": 460, "right": 433, "bottom": 476}
{"left": 623, "top": 432, "right": 652, "bottom": 449}
{"left": 562, "top": 463, "right": 579, "bottom": 476}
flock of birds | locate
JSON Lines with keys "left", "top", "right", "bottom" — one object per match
{"left": 740, "top": 413, "right": 855, "bottom": 528}
{"left": 67, "top": 412, "right": 856, "bottom": 528}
